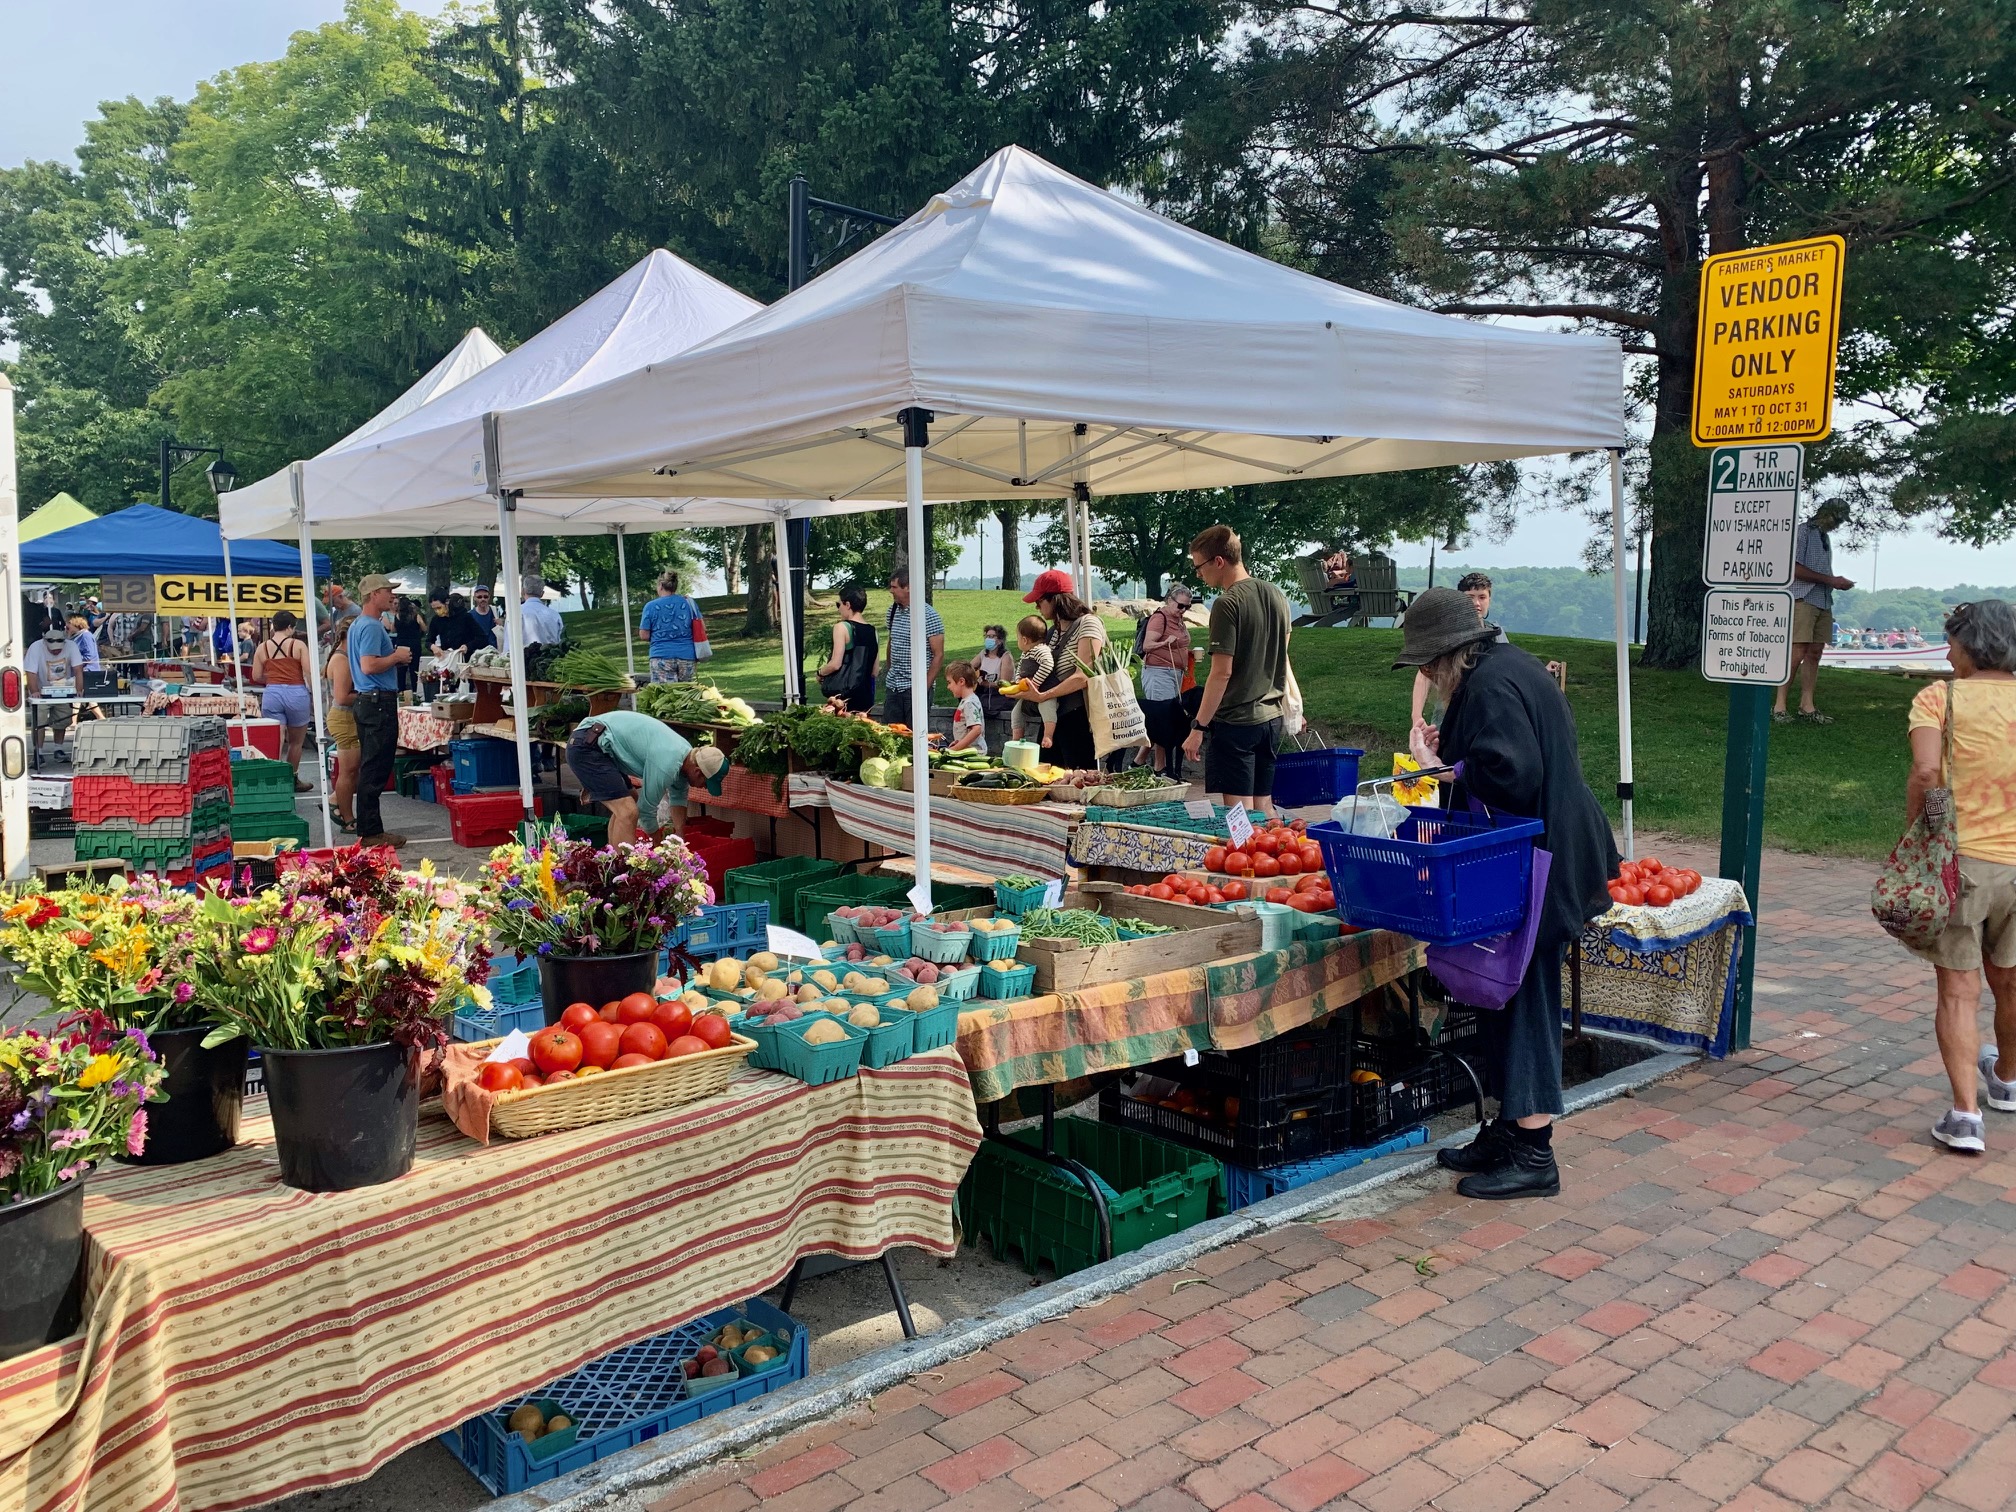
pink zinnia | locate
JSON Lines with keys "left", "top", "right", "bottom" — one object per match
{"left": 126, "top": 1110, "right": 147, "bottom": 1157}
{"left": 243, "top": 927, "right": 278, "bottom": 956}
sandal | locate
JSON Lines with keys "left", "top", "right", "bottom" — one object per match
{"left": 1796, "top": 711, "right": 1835, "bottom": 725}
{"left": 1771, "top": 711, "right": 1792, "bottom": 724}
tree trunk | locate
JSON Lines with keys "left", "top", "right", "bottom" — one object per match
{"left": 424, "top": 537, "right": 453, "bottom": 604}
{"left": 742, "top": 524, "right": 775, "bottom": 637}
{"left": 719, "top": 529, "right": 742, "bottom": 597}
{"left": 996, "top": 506, "right": 1022, "bottom": 590}
{"left": 474, "top": 536, "right": 500, "bottom": 601}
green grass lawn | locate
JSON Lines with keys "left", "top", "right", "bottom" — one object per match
{"left": 562, "top": 591, "right": 1920, "bottom": 860}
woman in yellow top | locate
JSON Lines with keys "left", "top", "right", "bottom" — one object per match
{"left": 1905, "top": 599, "right": 2016, "bottom": 1154}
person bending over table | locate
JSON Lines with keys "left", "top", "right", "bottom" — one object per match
{"left": 566, "top": 710, "right": 728, "bottom": 844}
{"left": 1399, "top": 587, "right": 1620, "bottom": 1201}
{"left": 26, "top": 624, "right": 85, "bottom": 760}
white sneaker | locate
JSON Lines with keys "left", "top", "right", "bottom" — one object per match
{"left": 1980, "top": 1050, "right": 2016, "bottom": 1113}
{"left": 1933, "top": 1108, "right": 1986, "bottom": 1153}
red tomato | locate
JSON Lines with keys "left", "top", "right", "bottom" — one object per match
{"left": 545, "top": 1070, "right": 575, "bottom": 1084}
{"left": 1645, "top": 883, "right": 1674, "bottom": 908}
{"left": 1204, "top": 887, "right": 1226, "bottom": 904}
{"left": 1253, "top": 854, "right": 1281, "bottom": 878}
{"left": 1287, "top": 893, "right": 1322, "bottom": 913}
{"left": 1203, "top": 846, "right": 1228, "bottom": 872}
{"left": 1185, "top": 886, "right": 1212, "bottom": 906}
{"left": 620, "top": 1022, "right": 669, "bottom": 1060}
{"left": 1266, "top": 886, "right": 1294, "bottom": 905}
{"left": 1617, "top": 884, "right": 1645, "bottom": 907}
{"left": 1677, "top": 869, "right": 1702, "bottom": 896}
{"left": 529, "top": 1027, "right": 583, "bottom": 1075}
{"left": 1147, "top": 883, "right": 1175, "bottom": 900}
{"left": 691, "top": 1013, "right": 733, "bottom": 1049}
{"left": 477, "top": 1062, "right": 522, "bottom": 1092}
{"left": 667, "top": 1034, "right": 711, "bottom": 1057}
{"left": 1313, "top": 890, "right": 1335, "bottom": 910}
{"left": 1608, "top": 883, "right": 1628, "bottom": 904}
{"left": 560, "top": 1002, "right": 599, "bottom": 1033}
{"left": 1639, "top": 855, "right": 1662, "bottom": 875}
{"left": 1289, "top": 818, "right": 1308, "bottom": 833}
{"left": 1250, "top": 832, "right": 1279, "bottom": 856}
{"left": 1220, "top": 880, "right": 1248, "bottom": 901}
{"left": 611, "top": 1052, "right": 657, "bottom": 1070}
{"left": 598, "top": 1000, "right": 624, "bottom": 1024}
{"left": 1276, "top": 853, "right": 1303, "bottom": 876}
{"left": 505, "top": 1057, "right": 538, "bottom": 1080}
{"left": 651, "top": 1000, "right": 694, "bottom": 1041}
{"left": 617, "top": 992, "right": 658, "bottom": 1025}
{"left": 1300, "top": 846, "right": 1324, "bottom": 871}
{"left": 1163, "top": 874, "right": 1186, "bottom": 889}
{"left": 577, "top": 1020, "right": 623, "bottom": 1069}
{"left": 1223, "top": 851, "right": 1251, "bottom": 874}
{"left": 520, "top": 1072, "right": 545, "bottom": 1088}
{"left": 1294, "top": 872, "right": 1326, "bottom": 893}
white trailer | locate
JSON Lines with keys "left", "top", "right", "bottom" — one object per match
{"left": 0, "top": 375, "right": 32, "bottom": 879}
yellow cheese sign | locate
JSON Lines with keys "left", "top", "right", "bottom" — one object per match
{"left": 1692, "top": 235, "right": 1844, "bottom": 447}
{"left": 99, "top": 575, "right": 306, "bottom": 614}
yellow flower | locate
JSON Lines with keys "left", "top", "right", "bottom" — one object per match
{"left": 78, "top": 1053, "right": 122, "bottom": 1089}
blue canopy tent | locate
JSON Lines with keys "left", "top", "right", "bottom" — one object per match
{"left": 20, "top": 503, "right": 330, "bottom": 579}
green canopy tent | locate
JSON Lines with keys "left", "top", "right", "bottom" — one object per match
{"left": 20, "top": 493, "right": 96, "bottom": 542}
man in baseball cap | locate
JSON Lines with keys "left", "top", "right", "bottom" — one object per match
{"left": 566, "top": 709, "right": 728, "bottom": 845}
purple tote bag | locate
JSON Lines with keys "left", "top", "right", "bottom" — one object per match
{"left": 1424, "top": 846, "right": 1552, "bottom": 1009}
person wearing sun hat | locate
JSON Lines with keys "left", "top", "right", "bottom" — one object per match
{"left": 1398, "top": 587, "right": 1620, "bottom": 1201}
{"left": 566, "top": 709, "right": 729, "bottom": 845}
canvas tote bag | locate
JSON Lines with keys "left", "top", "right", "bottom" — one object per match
{"left": 1870, "top": 682, "right": 1959, "bottom": 949}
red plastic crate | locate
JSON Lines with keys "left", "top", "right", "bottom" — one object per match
{"left": 687, "top": 834, "right": 757, "bottom": 899}
{"left": 71, "top": 777, "right": 232, "bottom": 826}
{"left": 432, "top": 763, "right": 454, "bottom": 803}
{"left": 191, "top": 748, "right": 234, "bottom": 792}
{"left": 681, "top": 816, "right": 735, "bottom": 841}
{"left": 444, "top": 790, "right": 543, "bottom": 850}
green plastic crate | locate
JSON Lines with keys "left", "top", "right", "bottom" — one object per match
{"left": 519, "top": 812, "right": 609, "bottom": 848}
{"left": 1293, "top": 915, "right": 1343, "bottom": 944}
{"left": 229, "top": 758, "right": 300, "bottom": 815}
{"left": 724, "top": 857, "right": 843, "bottom": 925}
{"left": 794, "top": 871, "right": 912, "bottom": 935}
{"left": 959, "top": 1119, "right": 1221, "bottom": 1277}
{"left": 229, "top": 812, "right": 311, "bottom": 846}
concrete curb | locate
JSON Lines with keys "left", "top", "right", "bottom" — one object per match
{"left": 488, "top": 1047, "right": 1696, "bottom": 1512}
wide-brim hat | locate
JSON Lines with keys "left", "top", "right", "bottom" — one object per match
{"left": 1391, "top": 586, "right": 1497, "bottom": 668}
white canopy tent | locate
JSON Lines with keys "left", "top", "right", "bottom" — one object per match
{"left": 220, "top": 253, "right": 853, "bottom": 840}
{"left": 489, "top": 147, "right": 1634, "bottom": 907}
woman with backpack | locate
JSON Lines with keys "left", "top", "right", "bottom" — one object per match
{"left": 638, "top": 572, "right": 704, "bottom": 683}
{"left": 815, "top": 584, "right": 878, "bottom": 712}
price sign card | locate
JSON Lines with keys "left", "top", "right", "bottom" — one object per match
{"left": 1226, "top": 806, "right": 1255, "bottom": 848}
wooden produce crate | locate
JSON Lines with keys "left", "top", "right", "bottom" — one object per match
{"left": 899, "top": 765, "right": 965, "bottom": 798}
{"left": 1018, "top": 910, "right": 1262, "bottom": 992}
{"left": 1076, "top": 881, "right": 1248, "bottom": 933}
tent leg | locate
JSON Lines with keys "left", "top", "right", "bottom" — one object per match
{"left": 773, "top": 516, "right": 801, "bottom": 705}
{"left": 615, "top": 525, "right": 636, "bottom": 686}
{"left": 497, "top": 494, "right": 538, "bottom": 825}
{"left": 220, "top": 535, "right": 250, "bottom": 748}
{"left": 901, "top": 410, "right": 933, "bottom": 915}
{"left": 295, "top": 504, "right": 335, "bottom": 850}
{"left": 1609, "top": 448, "right": 1635, "bottom": 861}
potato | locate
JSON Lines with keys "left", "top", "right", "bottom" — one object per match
{"left": 757, "top": 977, "right": 789, "bottom": 1001}
{"left": 909, "top": 984, "right": 940, "bottom": 1009}
{"left": 750, "top": 951, "right": 779, "bottom": 972}
{"left": 796, "top": 983, "right": 824, "bottom": 1002}
{"left": 508, "top": 1404, "right": 545, "bottom": 1439}
{"left": 546, "top": 1414, "right": 573, "bottom": 1433}
{"left": 743, "top": 1345, "right": 778, "bottom": 1365}
{"left": 887, "top": 995, "right": 909, "bottom": 1011}
{"left": 786, "top": 969, "right": 803, "bottom": 987}
{"left": 709, "top": 960, "right": 743, "bottom": 991}
{"left": 848, "top": 1005, "right": 882, "bottom": 1028}
{"left": 812, "top": 969, "right": 838, "bottom": 990}
{"left": 803, "top": 1018, "right": 848, "bottom": 1045}
{"left": 681, "top": 989, "right": 709, "bottom": 1012}
{"left": 870, "top": 954, "right": 892, "bottom": 966}
{"left": 742, "top": 961, "right": 769, "bottom": 988}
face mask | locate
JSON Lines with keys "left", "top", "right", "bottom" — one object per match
{"left": 984, "top": 636, "right": 1000, "bottom": 650}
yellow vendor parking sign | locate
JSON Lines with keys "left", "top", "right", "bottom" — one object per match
{"left": 1692, "top": 234, "right": 1843, "bottom": 447}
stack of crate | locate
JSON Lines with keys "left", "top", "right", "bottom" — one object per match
{"left": 228, "top": 757, "right": 311, "bottom": 849}
{"left": 71, "top": 717, "right": 233, "bottom": 883}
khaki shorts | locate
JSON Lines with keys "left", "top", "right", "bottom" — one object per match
{"left": 1792, "top": 601, "right": 1832, "bottom": 645}
{"left": 1910, "top": 854, "right": 2016, "bottom": 972}
{"left": 325, "top": 705, "right": 360, "bottom": 753}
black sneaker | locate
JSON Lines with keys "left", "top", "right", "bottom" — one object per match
{"left": 1438, "top": 1118, "right": 1516, "bottom": 1173}
{"left": 1457, "top": 1140, "right": 1560, "bottom": 1200}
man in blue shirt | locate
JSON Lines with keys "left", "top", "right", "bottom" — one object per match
{"left": 879, "top": 567, "right": 945, "bottom": 725}
{"left": 637, "top": 571, "right": 700, "bottom": 683}
{"left": 347, "top": 574, "right": 412, "bottom": 847}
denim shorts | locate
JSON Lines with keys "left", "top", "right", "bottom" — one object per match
{"left": 261, "top": 683, "right": 312, "bottom": 728}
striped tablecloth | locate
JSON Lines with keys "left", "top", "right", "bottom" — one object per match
{"left": 954, "top": 929, "right": 1422, "bottom": 1103}
{"left": 824, "top": 781, "right": 1077, "bottom": 879}
{"left": 1, "top": 1051, "right": 979, "bottom": 1512}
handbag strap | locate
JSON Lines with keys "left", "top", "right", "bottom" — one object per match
{"left": 1939, "top": 678, "right": 1957, "bottom": 789}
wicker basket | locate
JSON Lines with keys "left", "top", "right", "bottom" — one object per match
{"left": 475, "top": 1034, "right": 756, "bottom": 1138}
{"left": 949, "top": 781, "right": 1051, "bottom": 807}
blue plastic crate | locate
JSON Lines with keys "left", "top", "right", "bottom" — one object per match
{"left": 684, "top": 902, "right": 769, "bottom": 956}
{"left": 1270, "top": 747, "right": 1364, "bottom": 809}
{"left": 485, "top": 952, "right": 542, "bottom": 1007}
{"left": 1309, "top": 808, "right": 1543, "bottom": 947}
{"left": 416, "top": 774, "right": 437, "bottom": 804}
{"left": 452, "top": 996, "right": 547, "bottom": 1042}
{"left": 443, "top": 1297, "right": 806, "bottom": 1497}
{"left": 451, "top": 737, "right": 520, "bottom": 794}
{"left": 1219, "top": 1126, "right": 1427, "bottom": 1212}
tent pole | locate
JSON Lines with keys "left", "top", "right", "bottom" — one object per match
{"left": 1609, "top": 448, "right": 1635, "bottom": 861}
{"left": 496, "top": 493, "right": 538, "bottom": 824}
{"left": 220, "top": 534, "right": 250, "bottom": 747}
{"left": 292, "top": 478, "right": 335, "bottom": 850}
{"left": 900, "top": 409, "right": 933, "bottom": 915}
{"left": 615, "top": 525, "right": 636, "bottom": 685}
{"left": 772, "top": 515, "right": 802, "bottom": 705}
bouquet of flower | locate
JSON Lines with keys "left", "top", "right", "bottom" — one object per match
{"left": 196, "top": 855, "right": 489, "bottom": 1055}
{"left": 0, "top": 1022, "right": 164, "bottom": 1203}
{"left": 0, "top": 877, "right": 204, "bottom": 1030}
{"left": 481, "top": 834, "right": 711, "bottom": 959}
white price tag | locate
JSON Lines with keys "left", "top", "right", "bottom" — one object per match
{"left": 906, "top": 880, "right": 936, "bottom": 916}
{"left": 1226, "top": 806, "right": 1255, "bottom": 848}
{"left": 485, "top": 1029, "right": 532, "bottom": 1064}
{"left": 1183, "top": 800, "right": 1214, "bottom": 820}
{"left": 1041, "top": 879, "right": 1064, "bottom": 907}
{"left": 1182, "top": 1048, "right": 1200, "bottom": 1067}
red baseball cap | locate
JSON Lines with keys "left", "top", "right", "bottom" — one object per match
{"left": 1023, "top": 569, "right": 1075, "bottom": 604}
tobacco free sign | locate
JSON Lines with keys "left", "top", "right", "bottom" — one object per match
{"left": 1692, "top": 235, "right": 1843, "bottom": 446}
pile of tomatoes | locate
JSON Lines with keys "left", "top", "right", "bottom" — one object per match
{"left": 1200, "top": 821, "right": 1327, "bottom": 884}
{"left": 1606, "top": 856, "right": 1703, "bottom": 910}
{"left": 1123, "top": 870, "right": 1338, "bottom": 914}
{"left": 475, "top": 992, "right": 734, "bottom": 1092}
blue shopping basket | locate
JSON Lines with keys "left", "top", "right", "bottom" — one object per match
{"left": 1309, "top": 793, "right": 1543, "bottom": 947}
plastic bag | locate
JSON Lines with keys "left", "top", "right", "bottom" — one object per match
{"left": 1331, "top": 793, "right": 1407, "bottom": 838}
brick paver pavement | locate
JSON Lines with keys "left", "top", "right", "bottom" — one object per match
{"left": 648, "top": 844, "right": 2016, "bottom": 1512}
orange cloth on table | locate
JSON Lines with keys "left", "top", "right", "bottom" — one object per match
{"left": 439, "top": 1039, "right": 509, "bottom": 1142}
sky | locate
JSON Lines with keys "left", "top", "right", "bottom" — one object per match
{"left": 7, "top": 3, "right": 2009, "bottom": 592}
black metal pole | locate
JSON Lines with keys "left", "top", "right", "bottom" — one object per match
{"left": 1634, "top": 530, "right": 1647, "bottom": 646}
{"left": 785, "top": 178, "right": 812, "bottom": 697}
{"left": 787, "top": 175, "right": 811, "bottom": 295}
{"left": 160, "top": 436, "right": 172, "bottom": 510}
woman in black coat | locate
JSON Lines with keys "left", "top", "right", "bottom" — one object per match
{"left": 1398, "top": 587, "right": 1621, "bottom": 1199}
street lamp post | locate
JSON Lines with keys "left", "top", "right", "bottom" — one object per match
{"left": 158, "top": 435, "right": 233, "bottom": 511}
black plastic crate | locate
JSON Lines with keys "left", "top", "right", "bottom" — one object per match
{"left": 1102, "top": 1083, "right": 1350, "bottom": 1168}
{"left": 1350, "top": 1029, "right": 1485, "bottom": 1143}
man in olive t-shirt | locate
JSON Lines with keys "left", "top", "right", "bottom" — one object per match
{"left": 1181, "top": 524, "right": 1292, "bottom": 811}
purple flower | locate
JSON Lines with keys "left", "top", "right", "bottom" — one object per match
{"left": 7, "top": 1108, "right": 33, "bottom": 1134}
{"left": 50, "top": 1126, "right": 89, "bottom": 1150}
{"left": 536, "top": 943, "right": 553, "bottom": 956}
{"left": 124, "top": 1027, "right": 152, "bottom": 1058}
{"left": 173, "top": 982, "right": 196, "bottom": 1004}
{"left": 127, "top": 1110, "right": 147, "bottom": 1156}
